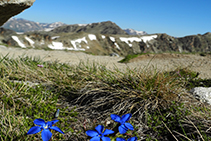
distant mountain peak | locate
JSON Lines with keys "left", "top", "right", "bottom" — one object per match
{"left": 124, "top": 28, "right": 147, "bottom": 35}
{"left": 2, "top": 18, "right": 66, "bottom": 32}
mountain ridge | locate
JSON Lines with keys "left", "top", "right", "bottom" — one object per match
{"left": 1, "top": 18, "right": 146, "bottom": 36}
{"left": 50, "top": 21, "right": 127, "bottom": 35}
{"left": 1, "top": 18, "right": 211, "bottom": 56}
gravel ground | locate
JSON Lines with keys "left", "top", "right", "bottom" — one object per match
{"left": 0, "top": 47, "right": 211, "bottom": 79}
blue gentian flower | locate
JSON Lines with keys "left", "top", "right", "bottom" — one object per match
{"left": 116, "top": 137, "right": 138, "bottom": 141}
{"left": 86, "top": 125, "right": 114, "bottom": 141}
{"left": 110, "top": 113, "right": 134, "bottom": 134}
{"left": 27, "top": 118, "right": 64, "bottom": 141}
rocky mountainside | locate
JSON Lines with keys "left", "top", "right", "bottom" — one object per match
{"left": 2, "top": 18, "right": 66, "bottom": 32}
{"left": 0, "top": 26, "right": 158, "bottom": 55}
{"left": 1, "top": 19, "right": 211, "bottom": 56}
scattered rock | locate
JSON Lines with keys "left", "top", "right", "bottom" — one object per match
{"left": 110, "top": 52, "right": 119, "bottom": 57}
{"left": 189, "top": 87, "right": 211, "bottom": 105}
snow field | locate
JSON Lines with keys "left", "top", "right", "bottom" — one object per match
{"left": 12, "top": 36, "right": 26, "bottom": 48}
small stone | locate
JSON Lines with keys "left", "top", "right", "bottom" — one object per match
{"left": 189, "top": 87, "right": 211, "bottom": 105}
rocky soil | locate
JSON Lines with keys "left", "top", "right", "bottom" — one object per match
{"left": 0, "top": 47, "right": 211, "bottom": 79}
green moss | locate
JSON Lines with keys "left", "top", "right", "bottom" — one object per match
{"left": 118, "top": 54, "right": 140, "bottom": 63}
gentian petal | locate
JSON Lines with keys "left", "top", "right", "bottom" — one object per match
{"left": 90, "top": 136, "right": 101, "bottom": 141}
{"left": 41, "top": 129, "right": 52, "bottom": 141}
{"left": 27, "top": 126, "right": 41, "bottom": 134}
{"left": 116, "top": 138, "right": 126, "bottom": 141}
{"left": 50, "top": 126, "right": 64, "bottom": 134}
{"left": 125, "top": 122, "right": 134, "bottom": 130}
{"left": 102, "top": 129, "right": 114, "bottom": 136}
{"left": 118, "top": 124, "right": 128, "bottom": 134}
{"left": 33, "top": 119, "right": 45, "bottom": 126}
{"left": 95, "top": 125, "right": 104, "bottom": 134}
{"left": 128, "top": 137, "right": 137, "bottom": 141}
{"left": 121, "top": 113, "right": 132, "bottom": 123}
{"left": 86, "top": 130, "right": 99, "bottom": 137}
{"left": 47, "top": 120, "right": 59, "bottom": 127}
{"left": 110, "top": 114, "right": 121, "bottom": 123}
{"left": 102, "top": 136, "right": 111, "bottom": 141}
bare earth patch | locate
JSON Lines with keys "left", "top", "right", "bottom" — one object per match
{"left": 0, "top": 47, "right": 211, "bottom": 79}
{"left": 128, "top": 53, "right": 211, "bottom": 79}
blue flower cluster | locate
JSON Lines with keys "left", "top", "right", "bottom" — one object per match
{"left": 27, "top": 110, "right": 137, "bottom": 141}
{"left": 86, "top": 113, "right": 137, "bottom": 141}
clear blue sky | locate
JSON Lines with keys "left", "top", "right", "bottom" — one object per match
{"left": 14, "top": 0, "right": 211, "bottom": 37}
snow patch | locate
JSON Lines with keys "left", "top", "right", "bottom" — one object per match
{"left": 114, "top": 43, "right": 121, "bottom": 50}
{"left": 141, "top": 35, "right": 157, "bottom": 42}
{"left": 25, "top": 36, "right": 35, "bottom": 48}
{"left": 88, "top": 34, "right": 97, "bottom": 40}
{"left": 48, "top": 41, "right": 84, "bottom": 51}
{"left": 26, "top": 23, "right": 31, "bottom": 27}
{"left": 109, "top": 37, "right": 115, "bottom": 42}
{"left": 51, "top": 36, "right": 60, "bottom": 40}
{"left": 70, "top": 37, "right": 88, "bottom": 50}
{"left": 78, "top": 24, "right": 88, "bottom": 26}
{"left": 48, "top": 42, "right": 64, "bottom": 50}
{"left": 12, "top": 36, "right": 26, "bottom": 48}
{"left": 16, "top": 32, "right": 24, "bottom": 35}
{"left": 102, "top": 35, "right": 106, "bottom": 39}
{"left": 119, "top": 35, "right": 157, "bottom": 47}
{"left": 44, "top": 28, "right": 53, "bottom": 32}
{"left": 109, "top": 37, "right": 120, "bottom": 49}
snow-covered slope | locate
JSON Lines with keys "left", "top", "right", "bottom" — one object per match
{"left": 7, "top": 33, "right": 157, "bottom": 53}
